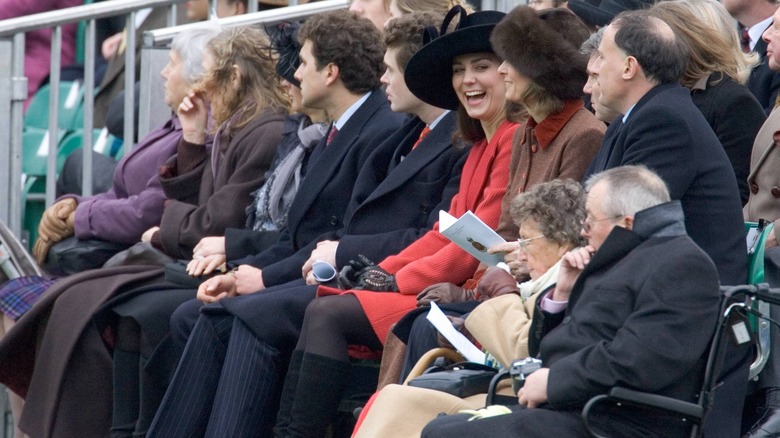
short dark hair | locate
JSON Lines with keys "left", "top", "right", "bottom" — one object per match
{"left": 611, "top": 10, "right": 688, "bottom": 85}
{"left": 384, "top": 12, "right": 444, "bottom": 71}
{"left": 298, "top": 10, "right": 385, "bottom": 94}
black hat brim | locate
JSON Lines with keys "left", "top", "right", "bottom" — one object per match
{"left": 568, "top": 0, "right": 613, "bottom": 27}
{"left": 404, "top": 23, "right": 499, "bottom": 110}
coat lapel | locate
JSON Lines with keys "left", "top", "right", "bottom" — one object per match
{"left": 362, "top": 112, "right": 456, "bottom": 205}
{"left": 285, "top": 90, "right": 385, "bottom": 233}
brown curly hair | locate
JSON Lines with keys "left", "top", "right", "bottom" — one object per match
{"left": 384, "top": 12, "right": 444, "bottom": 71}
{"left": 298, "top": 10, "right": 385, "bottom": 94}
{"left": 510, "top": 179, "right": 586, "bottom": 248}
{"left": 196, "top": 26, "right": 289, "bottom": 129}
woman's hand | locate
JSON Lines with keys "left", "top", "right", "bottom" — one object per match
{"left": 476, "top": 267, "right": 518, "bottom": 301}
{"left": 38, "top": 199, "right": 77, "bottom": 243}
{"left": 178, "top": 91, "right": 209, "bottom": 144}
{"left": 187, "top": 254, "right": 227, "bottom": 276}
{"left": 193, "top": 236, "right": 226, "bottom": 258}
{"left": 489, "top": 241, "right": 528, "bottom": 280}
{"left": 141, "top": 226, "right": 160, "bottom": 243}
{"left": 416, "top": 283, "right": 476, "bottom": 307}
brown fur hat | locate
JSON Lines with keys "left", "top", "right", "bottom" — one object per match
{"left": 491, "top": 6, "right": 590, "bottom": 101}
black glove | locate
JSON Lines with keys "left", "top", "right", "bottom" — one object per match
{"left": 356, "top": 265, "right": 399, "bottom": 292}
{"left": 337, "top": 255, "right": 374, "bottom": 290}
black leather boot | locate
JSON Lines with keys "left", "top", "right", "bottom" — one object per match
{"left": 281, "top": 352, "right": 351, "bottom": 438}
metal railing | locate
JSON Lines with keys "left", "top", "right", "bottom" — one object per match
{"left": 139, "top": 0, "right": 348, "bottom": 138}
{"left": 0, "top": 0, "right": 519, "bottom": 242}
{"left": 0, "top": 0, "right": 188, "bottom": 240}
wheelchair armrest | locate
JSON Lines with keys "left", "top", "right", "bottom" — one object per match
{"left": 582, "top": 387, "right": 703, "bottom": 423}
{"left": 485, "top": 369, "right": 512, "bottom": 406}
{"left": 582, "top": 388, "right": 704, "bottom": 438}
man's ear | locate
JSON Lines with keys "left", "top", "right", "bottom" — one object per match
{"left": 324, "top": 62, "right": 340, "bottom": 87}
{"left": 621, "top": 55, "right": 639, "bottom": 80}
{"left": 622, "top": 215, "right": 635, "bottom": 231}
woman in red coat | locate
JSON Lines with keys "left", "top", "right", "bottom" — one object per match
{"left": 273, "top": 7, "right": 518, "bottom": 437}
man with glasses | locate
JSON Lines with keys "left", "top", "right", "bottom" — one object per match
{"left": 423, "top": 165, "right": 728, "bottom": 438}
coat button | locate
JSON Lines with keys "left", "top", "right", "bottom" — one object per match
{"left": 329, "top": 216, "right": 338, "bottom": 226}
{"left": 773, "top": 187, "right": 780, "bottom": 198}
{"left": 562, "top": 316, "right": 571, "bottom": 324}
{"left": 421, "top": 206, "right": 430, "bottom": 215}
{"left": 531, "top": 144, "right": 538, "bottom": 153}
{"left": 752, "top": 183, "right": 759, "bottom": 194}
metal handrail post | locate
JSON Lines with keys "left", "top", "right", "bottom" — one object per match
{"left": 0, "top": 35, "right": 27, "bottom": 237}
{"left": 45, "top": 26, "right": 62, "bottom": 206}
{"left": 82, "top": 19, "right": 97, "bottom": 198}
{"left": 122, "top": 10, "right": 137, "bottom": 159}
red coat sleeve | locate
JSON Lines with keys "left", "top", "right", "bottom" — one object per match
{"left": 379, "top": 122, "right": 517, "bottom": 294}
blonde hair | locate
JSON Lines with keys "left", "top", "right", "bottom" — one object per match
{"left": 196, "top": 26, "right": 289, "bottom": 129}
{"left": 652, "top": 0, "right": 758, "bottom": 86}
{"left": 386, "top": 0, "right": 474, "bottom": 15}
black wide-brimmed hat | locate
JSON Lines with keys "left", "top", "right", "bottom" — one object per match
{"left": 569, "top": 0, "right": 654, "bottom": 28}
{"left": 404, "top": 6, "right": 506, "bottom": 110}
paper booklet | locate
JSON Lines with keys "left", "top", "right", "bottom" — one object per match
{"left": 426, "top": 302, "right": 485, "bottom": 364}
{"left": 439, "top": 210, "right": 507, "bottom": 266}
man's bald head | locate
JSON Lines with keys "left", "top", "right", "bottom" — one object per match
{"left": 610, "top": 10, "right": 688, "bottom": 85}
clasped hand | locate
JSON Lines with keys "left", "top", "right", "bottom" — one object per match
{"left": 196, "top": 265, "right": 264, "bottom": 303}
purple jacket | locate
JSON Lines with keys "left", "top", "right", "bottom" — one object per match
{"left": 0, "top": 0, "right": 81, "bottom": 105}
{"left": 69, "top": 117, "right": 182, "bottom": 244}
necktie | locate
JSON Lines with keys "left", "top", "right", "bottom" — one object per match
{"left": 411, "top": 126, "right": 431, "bottom": 151}
{"left": 326, "top": 125, "right": 339, "bottom": 146}
{"left": 741, "top": 27, "right": 751, "bottom": 53}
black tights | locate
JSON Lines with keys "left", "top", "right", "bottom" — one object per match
{"left": 295, "top": 294, "right": 382, "bottom": 362}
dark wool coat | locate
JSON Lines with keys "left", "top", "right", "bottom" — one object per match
{"left": 530, "top": 204, "right": 722, "bottom": 437}
{"left": 748, "top": 27, "right": 780, "bottom": 115}
{"left": 157, "top": 109, "right": 285, "bottom": 259}
{"left": 587, "top": 83, "right": 747, "bottom": 285}
{"left": 691, "top": 74, "right": 766, "bottom": 206}
{"left": 231, "top": 90, "right": 406, "bottom": 287}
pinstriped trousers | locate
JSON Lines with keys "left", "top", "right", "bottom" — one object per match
{"left": 147, "top": 307, "right": 284, "bottom": 437}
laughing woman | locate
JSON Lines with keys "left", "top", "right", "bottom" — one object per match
{"left": 273, "top": 7, "right": 519, "bottom": 437}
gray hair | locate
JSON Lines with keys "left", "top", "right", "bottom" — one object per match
{"left": 585, "top": 165, "right": 671, "bottom": 217}
{"left": 170, "top": 25, "right": 221, "bottom": 84}
{"left": 580, "top": 27, "right": 604, "bottom": 57}
{"left": 510, "top": 179, "right": 587, "bottom": 248}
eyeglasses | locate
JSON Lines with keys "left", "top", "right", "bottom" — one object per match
{"left": 581, "top": 215, "right": 623, "bottom": 233}
{"left": 517, "top": 234, "right": 545, "bottom": 252}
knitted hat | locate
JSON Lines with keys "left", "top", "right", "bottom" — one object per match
{"left": 491, "top": 6, "right": 590, "bottom": 101}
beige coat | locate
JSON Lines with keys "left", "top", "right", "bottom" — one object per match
{"left": 745, "top": 107, "right": 780, "bottom": 240}
{"left": 354, "top": 293, "right": 539, "bottom": 438}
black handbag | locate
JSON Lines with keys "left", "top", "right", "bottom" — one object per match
{"left": 43, "top": 236, "right": 129, "bottom": 276}
{"left": 407, "top": 361, "right": 498, "bottom": 398}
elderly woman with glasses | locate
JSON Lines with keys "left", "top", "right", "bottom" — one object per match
{"left": 352, "top": 179, "right": 586, "bottom": 437}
